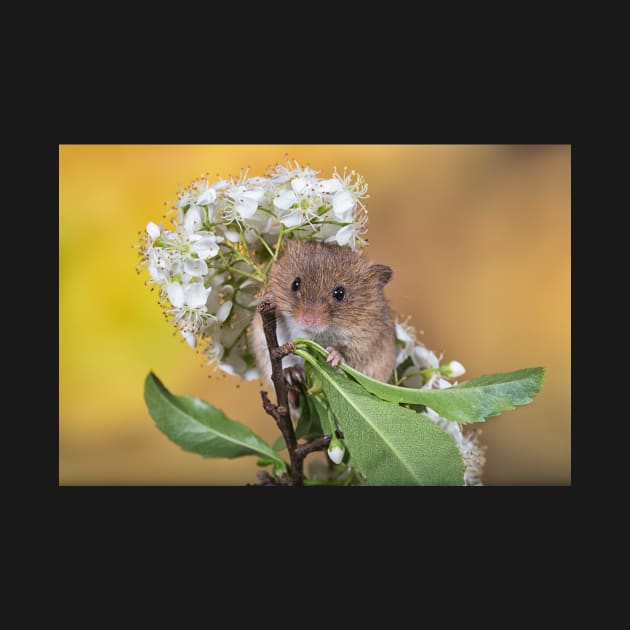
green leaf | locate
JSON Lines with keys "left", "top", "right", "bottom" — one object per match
{"left": 257, "top": 457, "right": 277, "bottom": 467}
{"left": 298, "top": 352, "right": 464, "bottom": 486}
{"left": 295, "top": 393, "right": 325, "bottom": 440}
{"left": 272, "top": 436, "right": 286, "bottom": 451}
{"left": 294, "top": 339, "right": 544, "bottom": 424}
{"left": 144, "top": 372, "right": 287, "bottom": 471}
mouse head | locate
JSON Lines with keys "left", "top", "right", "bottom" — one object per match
{"left": 266, "top": 240, "right": 392, "bottom": 334}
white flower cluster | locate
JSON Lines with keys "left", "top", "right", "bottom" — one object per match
{"left": 394, "top": 321, "right": 487, "bottom": 486}
{"left": 139, "top": 161, "right": 369, "bottom": 379}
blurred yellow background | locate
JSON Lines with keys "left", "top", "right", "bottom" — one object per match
{"left": 59, "top": 144, "right": 570, "bottom": 485}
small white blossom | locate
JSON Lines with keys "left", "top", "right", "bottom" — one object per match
{"left": 189, "top": 234, "right": 220, "bottom": 260}
{"left": 327, "top": 441, "right": 345, "bottom": 465}
{"left": 226, "top": 185, "right": 265, "bottom": 220}
{"left": 274, "top": 189, "right": 298, "bottom": 211}
{"left": 147, "top": 249, "right": 170, "bottom": 283}
{"left": 184, "top": 257, "right": 208, "bottom": 277}
{"left": 443, "top": 360, "right": 466, "bottom": 378}
{"left": 168, "top": 282, "right": 211, "bottom": 309}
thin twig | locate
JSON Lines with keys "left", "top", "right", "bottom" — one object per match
{"left": 257, "top": 297, "right": 303, "bottom": 485}
{"left": 295, "top": 429, "right": 345, "bottom": 461}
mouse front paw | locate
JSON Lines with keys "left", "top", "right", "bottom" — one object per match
{"left": 284, "top": 365, "right": 305, "bottom": 388}
{"left": 262, "top": 292, "right": 276, "bottom": 306}
{"left": 257, "top": 292, "right": 276, "bottom": 314}
{"left": 325, "top": 346, "right": 344, "bottom": 370}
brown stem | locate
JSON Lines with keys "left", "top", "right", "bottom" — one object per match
{"left": 295, "top": 436, "right": 331, "bottom": 459}
{"left": 295, "top": 430, "right": 345, "bottom": 461}
{"left": 257, "top": 298, "right": 303, "bottom": 485}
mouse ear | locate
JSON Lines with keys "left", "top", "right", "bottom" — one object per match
{"left": 369, "top": 264, "right": 393, "bottom": 286}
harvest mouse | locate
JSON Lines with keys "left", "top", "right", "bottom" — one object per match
{"left": 249, "top": 240, "right": 397, "bottom": 389}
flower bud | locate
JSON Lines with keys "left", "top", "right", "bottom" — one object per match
{"left": 440, "top": 361, "right": 466, "bottom": 378}
{"left": 327, "top": 438, "right": 345, "bottom": 465}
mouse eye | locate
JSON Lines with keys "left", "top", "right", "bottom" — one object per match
{"left": 291, "top": 277, "right": 301, "bottom": 292}
{"left": 332, "top": 286, "right": 346, "bottom": 302}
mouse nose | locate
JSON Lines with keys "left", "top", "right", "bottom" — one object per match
{"left": 299, "top": 309, "right": 320, "bottom": 328}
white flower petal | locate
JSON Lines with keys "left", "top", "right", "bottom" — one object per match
{"left": 212, "top": 179, "right": 229, "bottom": 192}
{"left": 327, "top": 443, "right": 345, "bottom": 465}
{"left": 167, "top": 282, "right": 185, "bottom": 308}
{"left": 148, "top": 262, "right": 166, "bottom": 283}
{"left": 206, "top": 339, "right": 224, "bottom": 362}
{"left": 332, "top": 190, "right": 355, "bottom": 219}
{"left": 335, "top": 223, "right": 356, "bottom": 246}
{"left": 216, "top": 300, "right": 233, "bottom": 323}
{"left": 247, "top": 177, "right": 268, "bottom": 187}
{"left": 242, "top": 188, "right": 265, "bottom": 202}
{"left": 412, "top": 345, "right": 439, "bottom": 369}
{"left": 291, "top": 177, "right": 309, "bottom": 194}
{"left": 197, "top": 188, "right": 216, "bottom": 206}
{"left": 219, "top": 354, "right": 247, "bottom": 376}
{"left": 421, "top": 373, "right": 438, "bottom": 389}
{"left": 181, "top": 330, "right": 197, "bottom": 348}
{"left": 184, "top": 257, "right": 208, "bottom": 277}
{"left": 274, "top": 190, "right": 298, "bottom": 211}
{"left": 446, "top": 361, "right": 466, "bottom": 378}
{"left": 235, "top": 196, "right": 258, "bottom": 218}
{"left": 244, "top": 367, "right": 261, "bottom": 381}
{"left": 190, "top": 237, "right": 219, "bottom": 260}
{"left": 279, "top": 210, "right": 303, "bottom": 228}
{"left": 221, "top": 284, "right": 235, "bottom": 298}
{"left": 146, "top": 222, "right": 161, "bottom": 240}
{"left": 177, "top": 192, "right": 192, "bottom": 212}
{"left": 224, "top": 229, "right": 240, "bottom": 243}
{"left": 185, "top": 283, "right": 210, "bottom": 308}
{"left": 183, "top": 206, "right": 204, "bottom": 234}
{"left": 317, "top": 178, "right": 342, "bottom": 194}
{"left": 217, "top": 362, "right": 238, "bottom": 376}
{"left": 395, "top": 323, "right": 414, "bottom": 344}
{"left": 241, "top": 294, "right": 260, "bottom": 308}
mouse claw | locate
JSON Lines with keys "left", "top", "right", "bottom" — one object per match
{"left": 284, "top": 366, "right": 305, "bottom": 388}
{"left": 325, "top": 346, "right": 344, "bottom": 370}
{"left": 288, "top": 389, "right": 300, "bottom": 409}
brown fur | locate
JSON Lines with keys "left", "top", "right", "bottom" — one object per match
{"left": 251, "top": 240, "right": 397, "bottom": 382}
